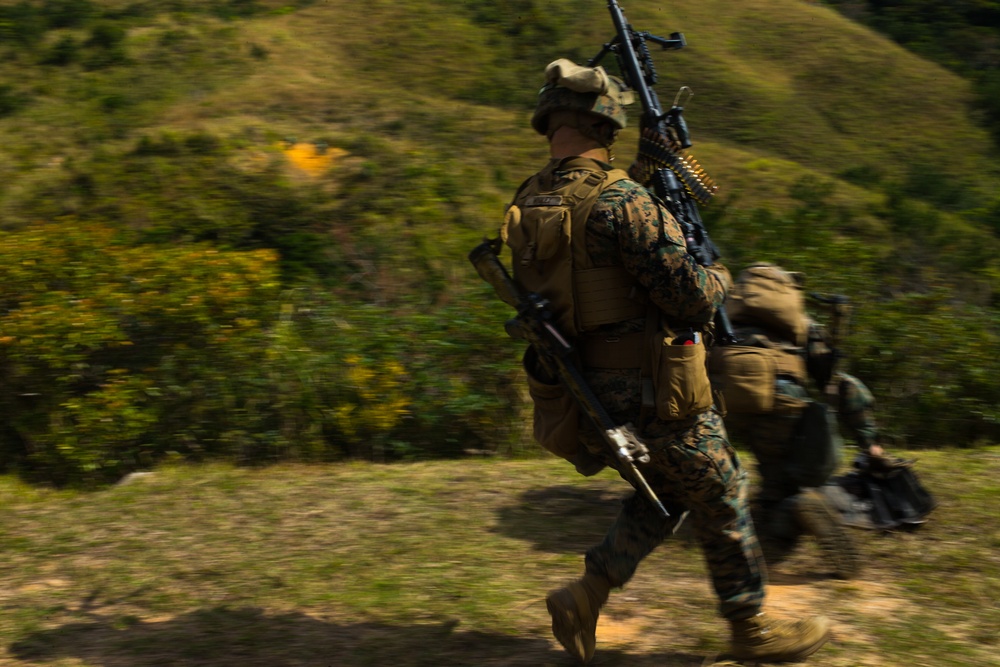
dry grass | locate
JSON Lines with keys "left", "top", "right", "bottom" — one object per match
{"left": 0, "top": 446, "right": 996, "bottom": 666}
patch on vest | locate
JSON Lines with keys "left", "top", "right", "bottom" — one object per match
{"left": 524, "top": 195, "right": 564, "bottom": 207}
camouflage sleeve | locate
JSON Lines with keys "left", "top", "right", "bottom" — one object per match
{"left": 587, "top": 179, "right": 727, "bottom": 324}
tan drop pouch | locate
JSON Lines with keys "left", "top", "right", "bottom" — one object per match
{"left": 650, "top": 332, "right": 714, "bottom": 420}
{"left": 523, "top": 346, "right": 580, "bottom": 460}
{"left": 707, "top": 346, "right": 776, "bottom": 414}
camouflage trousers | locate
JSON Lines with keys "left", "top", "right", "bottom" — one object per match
{"left": 580, "top": 410, "right": 766, "bottom": 621}
{"left": 730, "top": 371, "right": 878, "bottom": 506}
{"left": 724, "top": 371, "right": 878, "bottom": 555}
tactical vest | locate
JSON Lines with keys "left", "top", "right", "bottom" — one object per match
{"left": 500, "top": 157, "right": 645, "bottom": 339}
{"left": 504, "top": 158, "right": 714, "bottom": 444}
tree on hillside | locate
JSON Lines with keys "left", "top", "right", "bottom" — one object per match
{"left": 824, "top": 0, "right": 1000, "bottom": 145}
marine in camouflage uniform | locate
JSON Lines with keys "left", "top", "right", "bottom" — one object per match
{"left": 572, "top": 176, "right": 763, "bottom": 620}
{"left": 723, "top": 312, "right": 875, "bottom": 578}
{"left": 512, "top": 59, "right": 830, "bottom": 664}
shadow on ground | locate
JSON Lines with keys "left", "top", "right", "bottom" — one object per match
{"left": 493, "top": 484, "right": 625, "bottom": 553}
{"left": 493, "top": 484, "right": 700, "bottom": 553}
{"left": 9, "top": 606, "right": 711, "bottom": 667}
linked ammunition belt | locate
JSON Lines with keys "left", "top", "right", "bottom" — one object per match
{"left": 637, "top": 132, "right": 718, "bottom": 206}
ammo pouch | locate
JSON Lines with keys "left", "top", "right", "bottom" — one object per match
{"left": 523, "top": 345, "right": 580, "bottom": 461}
{"left": 650, "top": 331, "right": 714, "bottom": 420}
{"left": 708, "top": 344, "right": 808, "bottom": 415}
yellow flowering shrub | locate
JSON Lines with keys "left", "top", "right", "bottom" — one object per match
{"left": 0, "top": 220, "right": 281, "bottom": 483}
{"left": 330, "top": 355, "right": 410, "bottom": 459}
{"left": 281, "top": 142, "right": 348, "bottom": 177}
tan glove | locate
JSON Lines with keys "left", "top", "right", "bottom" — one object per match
{"left": 628, "top": 127, "right": 676, "bottom": 187}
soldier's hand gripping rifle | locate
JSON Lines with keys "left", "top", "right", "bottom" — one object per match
{"left": 469, "top": 238, "right": 670, "bottom": 518}
{"left": 589, "top": 0, "right": 739, "bottom": 345}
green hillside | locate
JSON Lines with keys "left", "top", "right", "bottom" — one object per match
{"left": 0, "top": 0, "right": 998, "bottom": 483}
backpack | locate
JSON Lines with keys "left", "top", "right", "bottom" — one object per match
{"left": 726, "top": 263, "right": 810, "bottom": 346}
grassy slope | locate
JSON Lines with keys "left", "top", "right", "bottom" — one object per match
{"left": 3, "top": 0, "right": 994, "bottom": 220}
{"left": 0, "top": 0, "right": 995, "bottom": 290}
{"left": 0, "top": 2, "right": 997, "bottom": 458}
{"left": 0, "top": 449, "right": 997, "bottom": 666}
{"left": 230, "top": 0, "right": 998, "bottom": 196}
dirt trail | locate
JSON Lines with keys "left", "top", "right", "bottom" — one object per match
{"left": 586, "top": 565, "right": 910, "bottom": 666}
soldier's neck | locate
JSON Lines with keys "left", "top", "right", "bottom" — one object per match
{"left": 550, "top": 147, "right": 610, "bottom": 162}
{"left": 548, "top": 128, "right": 609, "bottom": 162}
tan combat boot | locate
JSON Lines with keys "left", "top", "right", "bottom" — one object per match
{"left": 796, "top": 488, "right": 862, "bottom": 579}
{"left": 729, "top": 611, "right": 832, "bottom": 662}
{"left": 545, "top": 571, "right": 612, "bottom": 663}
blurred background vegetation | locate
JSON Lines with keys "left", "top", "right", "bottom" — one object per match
{"left": 0, "top": 0, "right": 997, "bottom": 485}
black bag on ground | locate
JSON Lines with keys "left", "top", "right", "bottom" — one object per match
{"left": 824, "top": 453, "right": 937, "bottom": 531}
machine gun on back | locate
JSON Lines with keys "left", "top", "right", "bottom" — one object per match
{"left": 589, "top": 0, "right": 738, "bottom": 345}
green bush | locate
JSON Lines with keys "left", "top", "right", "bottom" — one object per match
{"left": 0, "top": 221, "right": 282, "bottom": 484}
{"left": 42, "top": 0, "right": 96, "bottom": 29}
{"left": 851, "top": 292, "right": 1000, "bottom": 446}
{"left": 0, "top": 219, "right": 532, "bottom": 484}
{"left": 82, "top": 22, "right": 128, "bottom": 69}
{"left": 40, "top": 36, "right": 80, "bottom": 66}
{"left": 0, "top": 3, "right": 46, "bottom": 49}
{"left": 28, "top": 134, "right": 340, "bottom": 281}
{"left": 0, "top": 85, "right": 27, "bottom": 118}
{"left": 85, "top": 23, "right": 126, "bottom": 50}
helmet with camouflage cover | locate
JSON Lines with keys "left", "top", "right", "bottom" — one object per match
{"left": 531, "top": 59, "right": 634, "bottom": 141}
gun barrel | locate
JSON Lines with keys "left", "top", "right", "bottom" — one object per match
{"left": 603, "top": 0, "right": 737, "bottom": 346}
{"left": 607, "top": 0, "right": 664, "bottom": 120}
{"left": 808, "top": 292, "right": 850, "bottom": 306}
